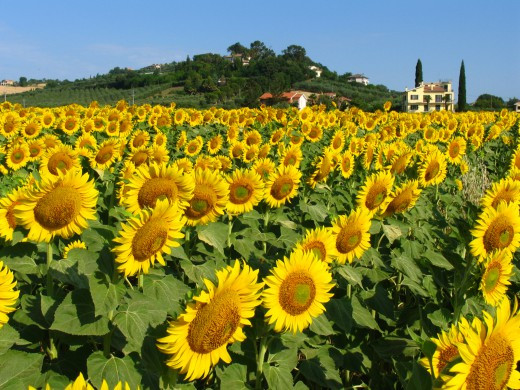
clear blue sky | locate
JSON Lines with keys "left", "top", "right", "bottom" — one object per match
{"left": 1, "top": 0, "right": 519, "bottom": 102}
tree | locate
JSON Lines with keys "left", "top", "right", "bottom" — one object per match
{"left": 424, "top": 94, "right": 432, "bottom": 112}
{"left": 227, "top": 42, "right": 248, "bottom": 55}
{"left": 19, "top": 76, "right": 28, "bottom": 87}
{"left": 282, "top": 45, "right": 307, "bottom": 62}
{"left": 474, "top": 94, "right": 505, "bottom": 110}
{"left": 443, "top": 94, "right": 452, "bottom": 111}
{"left": 458, "top": 60, "right": 466, "bottom": 112}
{"left": 249, "top": 40, "right": 275, "bottom": 59}
{"left": 415, "top": 59, "right": 423, "bottom": 87}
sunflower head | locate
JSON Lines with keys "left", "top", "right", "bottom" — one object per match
{"left": 331, "top": 208, "right": 372, "bottom": 264}
{"left": 480, "top": 250, "right": 513, "bottom": 306}
{"left": 357, "top": 171, "right": 394, "bottom": 215}
{"left": 0, "top": 261, "right": 21, "bottom": 329}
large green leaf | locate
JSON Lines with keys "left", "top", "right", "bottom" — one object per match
{"left": 197, "top": 221, "right": 229, "bottom": 256}
{"left": 87, "top": 351, "right": 141, "bottom": 389}
{"left": 351, "top": 295, "right": 380, "bottom": 331}
{"left": 216, "top": 363, "right": 250, "bottom": 389}
{"left": 51, "top": 289, "right": 109, "bottom": 336}
{"left": 0, "top": 350, "right": 44, "bottom": 390}
{"left": 422, "top": 249, "right": 454, "bottom": 270}
{"left": 0, "top": 323, "right": 20, "bottom": 354}
{"left": 88, "top": 274, "right": 123, "bottom": 317}
{"left": 142, "top": 274, "right": 189, "bottom": 317}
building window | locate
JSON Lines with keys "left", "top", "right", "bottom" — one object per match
{"left": 410, "top": 105, "right": 418, "bottom": 111}
{"left": 424, "top": 105, "right": 429, "bottom": 112}
{"left": 435, "top": 95, "right": 442, "bottom": 103}
{"left": 410, "top": 95, "right": 419, "bottom": 100}
{"left": 436, "top": 105, "right": 441, "bottom": 111}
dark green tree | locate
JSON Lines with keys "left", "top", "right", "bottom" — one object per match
{"left": 458, "top": 60, "right": 467, "bottom": 112}
{"left": 227, "top": 42, "right": 248, "bottom": 55}
{"left": 249, "top": 41, "right": 275, "bottom": 59}
{"left": 415, "top": 59, "right": 422, "bottom": 87}
{"left": 19, "top": 76, "right": 28, "bottom": 86}
{"left": 282, "top": 45, "right": 308, "bottom": 62}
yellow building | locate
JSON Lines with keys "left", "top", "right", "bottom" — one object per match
{"left": 403, "top": 81, "right": 455, "bottom": 112}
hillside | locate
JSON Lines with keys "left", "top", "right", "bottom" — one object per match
{"left": 5, "top": 41, "right": 403, "bottom": 110}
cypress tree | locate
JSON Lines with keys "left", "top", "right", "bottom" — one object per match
{"left": 415, "top": 59, "right": 423, "bottom": 87}
{"left": 458, "top": 60, "right": 466, "bottom": 112}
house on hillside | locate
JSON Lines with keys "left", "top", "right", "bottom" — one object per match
{"left": 347, "top": 74, "right": 369, "bottom": 85}
{"left": 1, "top": 80, "right": 14, "bottom": 86}
{"left": 514, "top": 101, "right": 520, "bottom": 113}
{"left": 259, "top": 91, "right": 308, "bottom": 110}
{"left": 223, "top": 54, "right": 251, "bottom": 66}
{"left": 403, "top": 81, "right": 455, "bottom": 112}
{"left": 309, "top": 65, "right": 322, "bottom": 78}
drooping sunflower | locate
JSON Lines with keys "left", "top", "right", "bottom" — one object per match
{"left": 225, "top": 168, "right": 264, "bottom": 215}
{"left": 150, "top": 144, "right": 170, "bottom": 164}
{"left": 62, "top": 240, "right": 87, "bottom": 259}
{"left": 307, "top": 150, "right": 333, "bottom": 189}
{"left": 331, "top": 208, "right": 372, "bottom": 264}
{"left": 446, "top": 137, "right": 467, "bottom": 165}
{"left": 0, "top": 261, "right": 20, "bottom": 329}
{"left": 174, "top": 157, "right": 193, "bottom": 174}
{"left": 15, "top": 170, "right": 98, "bottom": 243}
{"left": 470, "top": 202, "right": 520, "bottom": 261}
{"left": 357, "top": 171, "right": 394, "bottom": 215}
{"left": 113, "top": 199, "right": 186, "bottom": 276}
{"left": 481, "top": 178, "right": 520, "bottom": 210}
{"left": 264, "top": 164, "right": 302, "bottom": 208}
{"left": 184, "top": 169, "right": 229, "bottom": 226}
{"left": 270, "top": 129, "right": 285, "bottom": 145}
{"left": 157, "top": 260, "right": 263, "bottom": 381}
{"left": 445, "top": 299, "right": 520, "bottom": 390}
{"left": 0, "top": 187, "right": 26, "bottom": 241}
{"left": 295, "top": 227, "right": 338, "bottom": 264}
{"left": 418, "top": 149, "right": 447, "bottom": 187}
{"left": 330, "top": 129, "right": 345, "bottom": 152}
{"left": 480, "top": 250, "right": 513, "bottom": 306}
{"left": 90, "top": 139, "right": 120, "bottom": 170}
{"left": 262, "top": 249, "right": 334, "bottom": 333}
{"left": 39, "top": 145, "right": 81, "bottom": 179}
{"left": 123, "top": 162, "right": 195, "bottom": 214}
{"left": 128, "top": 146, "right": 151, "bottom": 168}
{"left": 381, "top": 180, "right": 422, "bottom": 218}
{"left": 420, "top": 323, "right": 464, "bottom": 382}
{"left": 6, "top": 142, "right": 30, "bottom": 171}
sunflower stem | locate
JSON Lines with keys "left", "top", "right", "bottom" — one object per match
{"left": 103, "top": 327, "right": 115, "bottom": 358}
{"left": 227, "top": 216, "right": 233, "bottom": 250}
{"left": 46, "top": 242, "right": 53, "bottom": 296}
{"left": 262, "top": 210, "right": 270, "bottom": 254}
{"left": 453, "top": 256, "right": 475, "bottom": 322}
{"left": 138, "top": 272, "right": 144, "bottom": 291}
{"left": 255, "top": 336, "right": 269, "bottom": 390}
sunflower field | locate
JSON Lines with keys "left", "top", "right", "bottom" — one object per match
{"left": 0, "top": 100, "right": 519, "bottom": 390}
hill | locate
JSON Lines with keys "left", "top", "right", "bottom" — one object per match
{"left": 5, "top": 41, "right": 403, "bottom": 110}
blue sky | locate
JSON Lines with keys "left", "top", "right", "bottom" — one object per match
{"left": 1, "top": 0, "right": 519, "bottom": 102}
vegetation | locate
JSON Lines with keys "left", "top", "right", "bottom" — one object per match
{"left": 458, "top": 60, "right": 467, "bottom": 111}
{"left": 415, "top": 59, "right": 423, "bottom": 88}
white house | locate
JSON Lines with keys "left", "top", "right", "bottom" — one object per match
{"left": 347, "top": 74, "right": 369, "bottom": 85}
{"left": 514, "top": 101, "right": 520, "bottom": 113}
{"left": 309, "top": 65, "right": 322, "bottom": 78}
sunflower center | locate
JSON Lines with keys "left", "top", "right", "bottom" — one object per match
{"left": 47, "top": 152, "right": 74, "bottom": 175}
{"left": 449, "top": 143, "right": 460, "bottom": 158}
{"left": 270, "top": 177, "right": 294, "bottom": 200}
{"left": 304, "top": 241, "right": 327, "bottom": 261}
{"left": 131, "top": 151, "right": 149, "bottom": 167}
{"left": 6, "top": 201, "right": 18, "bottom": 229}
{"left": 34, "top": 186, "right": 82, "bottom": 230}
{"left": 424, "top": 162, "right": 440, "bottom": 182}
{"left": 187, "top": 289, "right": 241, "bottom": 354}
{"left": 131, "top": 218, "right": 169, "bottom": 261}
{"left": 336, "top": 226, "right": 362, "bottom": 254}
{"left": 185, "top": 185, "right": 217, "bottom": 220}
{"left": 491, "top": 190, "right": 515, "bottom": 209}
{"left": 230, "top": 183, "right": 252, "bottom": 204}
{"left": 385, "top": 190, "right": 413, "bottom": 215}
{"left": 484, "top": 264, "right": 501, "bottom": 293}
{"left": 278, "top": 272, "right": 316, "bottom": 315}
{"left": 95, "top": 146, "right": 115, "bottom": 164}
{"left": 365, "top": 183, "right": 388, "bottom": 210}
{"left": 11, "top": 150, "right": 24, "bottom": 163}
{"left": 138, "top": 178, "right": 178, "bottom": 210}
{"left": 436, "top": 345, "right": 459, "bottom": 376}
{"left": 465, "top": 333, "right": 514, "bottom": 390}
{"left": 333, "top": 137, "right": 342, "bottom": 149}
{"left": 133, "top": 135, "right": 146, "bottom": 148}
{"left": 483, "top": 215, "right": 515, "bottom": 252}
{"left": 30, "top": 146, "right": 41, "bottom": 157}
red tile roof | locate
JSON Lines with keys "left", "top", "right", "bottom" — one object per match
{"left": 259, "top": 92, "right": 273, "bottom": 100}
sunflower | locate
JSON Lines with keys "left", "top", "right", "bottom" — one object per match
{"left": 262, "top": 249, "right": 333, "bottom": 333}
{"left": 40, "top": 110, "right": 56, "bottom": 129}
{"left": 41, "top": 134, "right": 62, "bottom": 150}
{"left": 176, "top": 131, "right": 187, "bottom": 149}
{"left": 244, "top": 130, "right": 262, "bottom": 146}
{"left": 90, "top": 139, "right": 120, "bottom": 170}
{"left": 330, "top": 129, "right": 345, "bottom": 151}
{"left": 75, "top": 133, "right": 97, "bottom": 157}
{"left": 225, "top": 168, "right": 264, "bottom": 215}
{"left": 307, "top": 151, "right": 332, "bottom": 189}
{"left": 339, "top": 151, "right": 355, "bottom": 179}
{"left": 445, "top": 299, "right": 520, "bottom": 390}
{"left": 295, "top": 227, "right": 338, "bottom": 264}
{"left": 60, "top": 116, "right": 80, "bottom": 135}
{"left": 470, "top": 202, "right": 520, "bottom": 261}
{"left": 185, "top": 136, "right": 203, "bottom": 157}
{"left": 129, "top": 130, "right": 150, "bottom": 151}
{"left": 446, "top": 137, "right": 467, "bottom": 164}
{"left": 27, "top": 139, "right": 45, "bottom": 162}
{"left": 509, "top": 148, "right": 520, "bottom": 172}
{"left": 331, "top": 208, "right": 372, "bottom": 264}
{"left": 39, "top": 145, "right": 81, "bottom": 179}
{"left": 123, "top": 162, "right": 195, "bottom": 214}
{"left": 264, "top": 165, "right": 302, "bottom": 208}
{"left": 418, "top": 149, "right": 447, "bottom": 187}
{"left": 381, "top": 180, "right": 422, "bottom": 218}
{"left": 128, "top": 146, "right": 151, "bottom": 168}
{"left": 281, "top": 144, "right": 303, "bottom": 168}
{"left": 383, "top": 101, "right": 392, "bottom": 111}
{"left": 153, "top": 131, "right": 167, "bottom": 148}
{"left": 184, "top": 169, "right": 229, "bottom": 226}
{"left": 481, "top": 178, "right": 520, "bottom": 210}
{"left": 15, "top": 170, "right": 98, "bottom": 243}
{"left": 253, "top": 158, "right": 276, "bottom": 181}
{"left": 480, "top": 250, "right": 513, "bottom": 306}
{"left": 150, "top": 144, "right": 170, "bottom": 164}
{"left": 357, "top": 171, "right": 394, "bottom": 215}
{"left": 21, "top": 120, "right": 42, "bottom": 138}
{"left": 174, "top": 157, "right": 193, "bottom": 174}
{"left": 0, "top": 261, "right": 19, "bottom": 329}
{"left": 389, "top": 151, "right": 413, "bottom": 175}
{"left": 420, "top": 323, "right": 463, "bottom": 381}
{"left": 6, "top": 142, "right": 30, "bottom": 171}
{"left": 62, "top": 240, "right": 87, "bottom": 259}
{"left": 270, "top": 129, "right": 285, "bottom": 145}
{"left": 0, "top": 187, "right": 26, "bottom": 241}
{"left": 207, "top": 134, "right": 223, "bottom": 155}
{"left": 113, "top": 199, "right": 186, "bottom": 276}
{"left": 157, "top": 261, "right": 263, "bottom": 381}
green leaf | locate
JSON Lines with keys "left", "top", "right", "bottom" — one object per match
{"left": 197, "top": 222, "right": 228, "bottom": 256}
{"left": 391, "top": 253, "right": 422, "bottom": 282}
{"left": 336, "top": 265, "right": 363, "bottom": 287}
{"left": 405, "top": 362, "right": 432, "bottom": 390}
{"left": 113, "top": 291, "right": 167, "bottom": 354}
{"left": 372, "top": 337, "right": 420, "bottom": 358}
{"left": 351, "top": 295, "right": 380, "bottom": 331}
{"left": 300, "top": 200, "right": 329, "bottom": 222}
{"left": 266, "top": 344, "right": 298, "bottom": 371}
{"left": 169, "top": 245, "right": 189, "bottom": 261}
{"left": 88, "top": 275, "right": 122, "bottom": 317}
{"left": 51, "top": 289, "right": 109, "bottom": 336}
{"left": 0, "top": 324, "right": 20, "bottom": 354}
{"left": 300, "top": 346, "right": 342, "bottom": 389}
{"left": 0, "top": 350, "right": 44, "bottom": 390}
{"left": 382, "top": 224, "right": 402, "bottom": 244}
{"left": 423, "top": 250, "right": 454, "bottom": 270}
{"left": 49, "top": 256, "right": 89, "bottom": 289}
{"left": 1, "top": 249, "right": 39, "bottom": 274}
{"left": 309, "top": 313, "right": 335, "bottom": 336}
{"left": 180, "top": 258, "right": 224, "bottom": 287}
{"left": 326, "top": 299, "right": 353, "bottom": 332}
{"left": 263, "top": 364, "right": 293, "bottom": 390}
{"left": 216, "top": 363, "right": 249, "bottom": 389}
{"left": 87, "top": 351, "right": 141, "bottom": 389}
{"left": 142, "top": 274, "right": 189, "bottom": 317}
